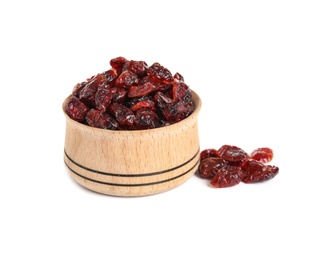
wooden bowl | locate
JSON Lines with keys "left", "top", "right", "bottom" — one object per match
{"left": 63, "top": 91, "right": 202, "bottom": 196}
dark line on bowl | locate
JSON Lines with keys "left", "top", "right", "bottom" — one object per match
{"left": 64, "top": 148, "right": 200, "bottom": 177}
{"left": 64, "top": 159, "right": 199, "bottom": 187}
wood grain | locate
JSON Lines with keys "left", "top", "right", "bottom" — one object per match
{"left": 63, "top": 90, "right": 202, "bottom": 196}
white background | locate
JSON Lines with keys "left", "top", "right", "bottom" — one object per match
{"left": 1, "top": 0, "right": 331, "bottom": 259}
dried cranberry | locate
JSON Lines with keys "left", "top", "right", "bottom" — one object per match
{"left": 114, "top": 70, "right": 138, "bottom": 88}
{"left": 134, "top": 109, "right": 160, "bottom": 130}
{"left": 79, "top": 74, "right": 107, "bottom": 107}
{"left": 72, "top": 82, "right": 86, "bottom": 97}
{"left": 65, "top": 56, "right": 195, "bottom": 130}
{"left": 162, "top": 101, "right": 194, "bottom": 123}
{"left": 147, "top": 62, "right": 173, "bottom": 83}
{"left": 126, "top": 60, "right": 148, "bottom": 77}
{"left": 174, "top": 72, "right": 184, "bottom": 81}
{"left": 241, "top": 159, "right": 279, "bottom": 183}
{"left": 110, "top": 56, "right": 128, "bottom": 74}
{"left": 130, "top": 100, "right": 155, "bottom": 112}
{"left": 85, "top": 109, "right": 118, "bottom": 129}
{"left": 172, "top": 79, "right": 192, "bottom": 104}
{"left": 108, "top": 102, "right": 135, "bottom": 126}
{"left": 111, "top": 87, "right": 127, "bottom": 103}
{"left": 200, "top": 149, "right": 220, "bottom": 161}
{"left": 154, "top": 91, "right": 173, "bottom": 111}
{"left": 218, "top": 145, "right": 248, "bottom": 163}
{"left": 198, "top": 158, "right": 229, "bottom": 179}
{"left": 64, "top": 95, "right": 89, "bottom": 122}
{"left": 102, "top": 69, "right": 118, "bottom": 85}
{"left": 210, "top": 166, "right": 244, "bottom": 188}
{"left": 128, "top": 82, "right": 157, "bottom": 98}
{"left": 95, "top": 84, "right": 112, "bottom": 112}
{"left": 250, "top": 147, "right": 274, "bottom": 163}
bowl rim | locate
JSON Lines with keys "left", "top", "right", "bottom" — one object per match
{"left": 63, "top": 89, "right": 202, "bottom": 134}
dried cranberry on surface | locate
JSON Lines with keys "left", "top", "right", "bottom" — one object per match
{"left": 198, "top": 145, "right": 280, "bottom": 188}
{"left": 200, "top": 149, "right": 220, "bottom": 161}
{"left": 218, "top": 145, "right": 248, "bottom": 162}
{"left": 241, "top": 159, "right": 279, "bottom": 183}
{"left": 210, "top": 166, "right": 244, "bottom": 188}
{"left": 250, "top": 147, "right": 274, "bottom": 163}
{"left": 198, "top": 158, "right": 229, "bottom": 179}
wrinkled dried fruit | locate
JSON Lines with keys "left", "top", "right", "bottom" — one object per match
{"left": 95, "top": 84, "right": 112, "bottom": 112}
{"left": 108, "top": 102, "right": 135, "bottom": 126}
{"left": 64, "top": 56, "right": 195, "bottom": 130}
{"left": 85, "top": 109, "right": 118, "bottom": 129}
{"left": 147, "top": 63, "right": 173, "bottom": 83}
{"left": 218, "top": 145, "right": 248, "bottom": 164}
{"left": 200, "top": 149, "right": 220, "bottom": 161}
{"left": 250, "top": 147, "right": 274, "bottom": 163}
{"left": 128, "top": 82, "right": 157, "bottom": 98}
{"left": 134, "top": 109, "right": 160, "bottom": 130}
{"left": 173, "top": 79, "right": 192, "bottom": 104}
{"left": 210, "top": 166, "right": 244, "bottom": 188}
{"left": 114, "top": 70, "right": 139, "bottom": 88}
{"left": 241, "top": 160, "right": 279, "bottom": 183}
{"left": 198, "top": 158, "right": 229, "bottom": 179}
{"left": 198, "top": 145, "right": 280, "bottom": 188}
{"left": 64, "top": 95, "right": 89, "bottom": 122}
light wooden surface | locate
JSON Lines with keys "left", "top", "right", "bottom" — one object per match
{"left": 63, "top": 91, "right": 202, "bottom": 196}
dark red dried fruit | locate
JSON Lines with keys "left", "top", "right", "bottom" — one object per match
{"left": 172, "top": 79, "right": 192, "bottom": 104}
{"left": 85, "top": 109, "right": 118, "bottom": 129}
{"left": 198, "top": 145, "right": 280, "bottom": 188}
{"left": 108, "top": 102, "right": 135, "bottom": 126}
{"left": 218, "top": 145, "right": 248, "bottom": 163}
{"left": 210, "top": 166, "right": 244, "bottom": 188}
{"left": 72, "top": 82, "right": 86, "bottom": 98}
{"left": 200, "top": 149, "right": 220, "bottom": 161}
{"left": 95, "top": 84, "right": 112, "bottom": 112}
{"left": 147, "top": 63, "right": 173, "bottom": 83}
{"left": 134, "top": 109, "right": 160, "bottom": 130}
{"left": 111, "top": 87, "right": 127, "bottom": 103}
{"left": 241, "top": 159, "right": 279, "bottom": 183}
{"left": 174, "top": 72, "right": 184, "bottom": 81}
{"left": 65, "top": 56, "right": 195, "bottom": 131}
{"left": 110, "top": 56, "right": 128, "bottom": 74}
{"left": 198, "top": 158, "right": 229, "bottom": 179}
{"left": 114, "top": 70, "right": 138, "bottom": 88}
{"left": 126, "top": 60, "right": 148, "bottom": 77}
{"left": 130, "top": 100, "right": 155, "bottom": 112}
{"left": 162, "top": 101, "right": 194, "bottom": 123}
{"left": 102, "top": 69, "right": 118, "bottom": 85}
{"left": 250, "top": 147, "right": 274, "bottom": 163}
{"left": 128, "top": 82, "right": 157, "bottom": 98}
{"left": 154, "top": 91, "right": 173, "bottom": 111}
{"left": 79, "top": 74, "right": 107, "bottom": 107}
{"left": 64, "top": 95, "right": 89, "bottom": 122}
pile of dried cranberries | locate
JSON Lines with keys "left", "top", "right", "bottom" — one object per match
{"left": 64, "top": 56, "right": 194, "bottom": 130}
{"left": 198, "top": 145, "right": 279, "bottom": 188}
